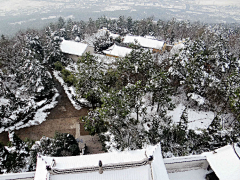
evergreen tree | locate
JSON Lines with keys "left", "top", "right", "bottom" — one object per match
{"left": 2, "top": 133, "right": 30, "bottom": 173}
{"left": 0, "top": 31, "right": 56, "bottom": 130}
{"left": 57, "top": 17, "right": 65, "bottom": 30}
{"left": 76, "top": 53, "right": 103, "bottom": 109}
{"left": 31, "top": 132, "right": 80, "bottom": 157}
{"left": 93, "top": 31, "right": 113, "bottom": 52}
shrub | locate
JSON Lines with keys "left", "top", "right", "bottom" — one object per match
{"left": 54, "top": 61, "right": 63, "bottom": 71}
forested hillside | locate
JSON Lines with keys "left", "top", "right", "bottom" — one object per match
{"left": 0, "top": 16, "right": 240, "bottom": 173}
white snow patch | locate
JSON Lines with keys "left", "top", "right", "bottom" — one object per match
{"left": 123, "top": 35, "right": 165, "bottom": 49}
{"left": 0, "top": 90, "right": 59, "bottom": 133}
{"left": 109, "top": 32, "right": 120, "bottom": 39}
{"left": 60, "top": 40, "right": 88, "bottom": 57}
{"left": 103, "top": 44, "right": 132, "bottom": 58}
{"left": 0, "top": 97, "right": 10, "bottom": 106}
{"left": 168, "top": 103, "right": 214, "bottom": 130}
{"left": 170, "top": 42, "right": 185, "bottom": 55}
{"left": 188, "top": 93, "right": 205, "bottom": 105}
{"left": 15, "top": 92, "right": 59, "bottom": 130}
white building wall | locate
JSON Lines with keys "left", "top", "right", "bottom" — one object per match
{"left": 164, "top": 155, "right": 209, "bottom": 173}
{"left": 65, "top": 46, "right": 94, "bottom": 62}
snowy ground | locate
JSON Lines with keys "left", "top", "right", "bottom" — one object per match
{"left": 168, "top": 103, "right": 214, "bottom": 131}
{"left": 0, "top": 90, "right": 59, "bottom": 133}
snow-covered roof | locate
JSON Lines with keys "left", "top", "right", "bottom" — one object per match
{"left": 34, "top": 144, "right": 169, "bottom": 180}
{"left": 0, "top": 172, "right": 35, "bottom": 180}
{"left": 109, "top": 32, "right": 120, "bottom": 39}
{"left": 60, "top": 40, "right": 88, "bottom": 56}
{"left": 97, "top": 28, "right": 120, "bottom": 39}
{"left": 164, "top": 154, "right": 206, "bottom": 164}
{"left": 103, "top": 44, "right": 132, "bottom": 57}
{"left": 206, "top": 145, "right": 240, "bottom": 180}
{"left": 144, "top": 35, "right": 157, "bottom": 40}
{"left": 123, "top": 35, "right": 164, "bottom": 49}
{"left": 234, "top": 143, "right": 240, "bottom": 158}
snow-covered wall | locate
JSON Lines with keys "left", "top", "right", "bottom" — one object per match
{"left": 164, "top": 155, "right": 208, "bottom": 173}
{"left": 0, "top": 172, "right": 35, "bottom": 180}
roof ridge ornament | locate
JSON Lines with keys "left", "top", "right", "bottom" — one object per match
{"left": 99, "top": 160, "right": 103, "bottom": 174}
{"left": 48, "top": 157, "right": 152, "bottom": 175}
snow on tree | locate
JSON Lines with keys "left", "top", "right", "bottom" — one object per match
{"left": 0, "top": 132, "right": 79, "bottom": 173}
{"left": 0, "top": 132, "right": 32, "bottom": 173}
{"left": 84, "top": 82, "right": 147, "bottom": 151}
{"left": 31, "top": 132, "right": 80, "bottom": 158}
{"left": 75, "top": 53, "right": 104, "bottom": 109}
{"left": 94, "top": 31, "right": 114, "bottom": 52}
{"left": 0, "top": 31, "right": 58, "bottom": 132}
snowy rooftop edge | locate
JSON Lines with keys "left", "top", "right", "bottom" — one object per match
{"left": 206, "top": 144, "right": 240, "bottom": 180}
{"left": 103, "top": 44, "right": 132, "bottom": 57}
{"left": 60, "top": 40, "right": 88, "bottom": 56}
{"left": 34, "top": 143, "right": 169, "bottom": 180}
{"left": 163, "top": 154, "right": 206, "bottom": 164}
{"left": 123, "top": 35, "right": 165, "bottom": 49}
{"left": 39, "top": 148, "right": 152, "bottom": 170}
{"left": 0, "top": 172, "right": 35, "bottom": 179}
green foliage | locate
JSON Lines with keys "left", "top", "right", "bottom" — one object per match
{"left": 31, "top": 132, "right": 80, "bottom": 157}
{"left": 53, "top": 132, "right": 80, "bottom": 156}
{"left": 76, "top": 53, "right": 104, "bottom": 109}
{"left": 83, "top": 111, "right": 108, "bottom": 136}
{"left": 61, "top": 68, "right": 77, "bottom": 86}
{"left": 0, "top": 132, "right": 80, "bottom": 173}
{"left": 28, "top": 132, "right": 80, "bottom": 171}
{"left": 102, "top": 69, "right": 122, "bottom": 91}
{"left": 54, "top": 61, "right": 63, "bottom": 71}
{"left": 230, "top": 88, "right": 240, "bottom": 122}
{"left": 117, "top": 48, "right": 156, "bottom": 85}
{"left": 85, "top": 81, "right": 150, "bottom": 150}
{"left": 81, "top": 49, "right": 176, "bottom": 151}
